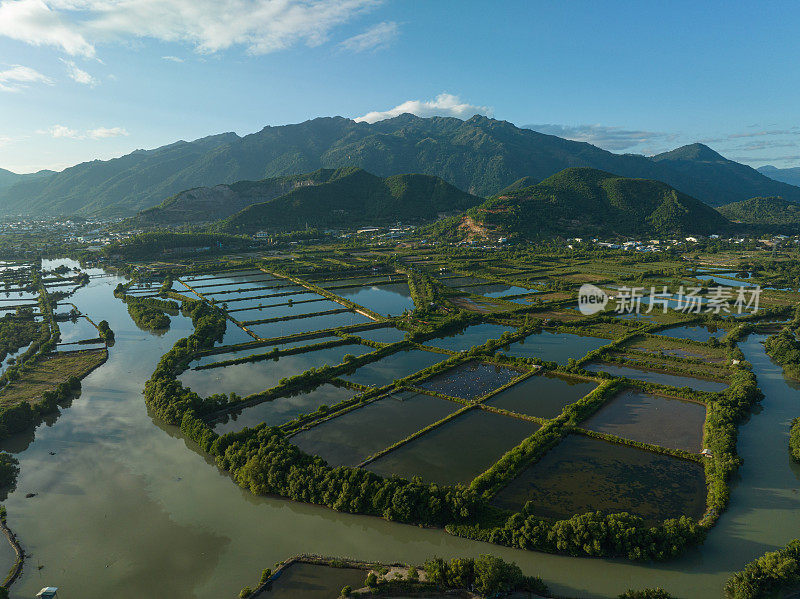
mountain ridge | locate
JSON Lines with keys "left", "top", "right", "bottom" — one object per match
{"left": 758, "top": 165, "right": 800, "bottom": 187}
{"left": 2, "top": 114, "right": 800, "bottom": 216}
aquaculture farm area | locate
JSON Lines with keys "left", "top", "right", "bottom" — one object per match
{"left": 0, "top": 244, "right": 799, "bottom": 599}
{"left": 123, "top": 243, "right": 800, "bottom": 593}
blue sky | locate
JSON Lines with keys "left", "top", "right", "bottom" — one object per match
{"left": 1, "top": 0, "right": 799, "bottom": 173}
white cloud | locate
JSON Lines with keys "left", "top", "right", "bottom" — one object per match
{"left": 41, "top": 124, "right": 128, "bottom": 139}
{"left": 162, "top": 55, "right": 184, "bottom": 62}
{"left": 524, "top": 123, "right": 678, "bottom": 152}
{"left": 339, "top": 20, "right": 397, "bottom": 52}
{"left": 87, "top": 126, "right": 128, "bottom": 139}
{"left": 0, "top": 64, "right": 53, "bottom": 92}
{"left": 355, "top": 93, "right": 492, "bottom": 124}
{"left": 0, "top": 0, "right": 96, "bottom": 57}
{"left": 0, "top": 0, "right": 380, "bottom": 57}
{"left": 60, "top": 58, "right": 98, "bottom": 86}
{"left": 48, "top": 124, "right": 81, "bottom": 138}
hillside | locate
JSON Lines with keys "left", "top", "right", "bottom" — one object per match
{"left": 2, "top": 115, "right": 800, "bottom": 216}
{"left": 758, "top": 165, "right": 800, "bottom": 187}
{"left": 0, "top": 168, "right": 56, "bottom": 192}
{"left": 210, "top": 168, "right": 481, "bottom": 234}
{"left": 717, "top": 196, "right": 800, "bottom": 225}
{"left": 126, "top": 169, "right": 345, "bottom": 227}
{"left": 431, "top": 167, "right": 730, "bottom": 240}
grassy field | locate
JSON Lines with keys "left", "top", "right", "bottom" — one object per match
{"left": 0, "top": 349, "right": 107, "bottom": 408}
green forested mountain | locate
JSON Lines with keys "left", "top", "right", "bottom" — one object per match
{"left": 430, "top": 167, "right": 730, "bottom": 240}
{"left": 0, "top": 168, "right": 56, "bottom": 192}
{"left": 717, "top": 196, "right": 800, "bottom": 225}
{"left": 210, "top": 168, "right": 481, "bottom": 234}
{"left": 126, "top": 168, "right": 346, "bottom": 227}
{"left": 2, "top": 115, "right": 799, "bottom": 216}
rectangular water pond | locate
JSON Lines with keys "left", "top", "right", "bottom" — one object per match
{"left": 500, "top": 331, "right": 610, "bottom": 365}
{"left": 354, "top": 326, "right": 406, "bottom": 344}
{"left": 0, "top": 290, "right": 38, "bottom": 301}
{"left": 291, "top": 392, "right": 460, "bottom": 466}
{"left": 230, "top": 299, "right": 344, "bottom": 323}
{"left": 366, "top": 409, "right": 538, "bottom": 486}
{"left": 437, "top": 275, "right": 490, "bottom": 288}
{"left": 212, "top": 383, "right": 354, "bottom": 435}
{"left": 584, "top": 362, "right": 728, "bottom": 392}
{"left": 193, "top": 336, "right": 342, "bottom": 367}
{"left": 491, "top": 434, "right": 706, "bottom": 524}
{"left": 223, "top": 291, "right": 323, "bottom": 307}
{"left": 58, "top": 317, "right": 98, "bottom": 343}
{"left": 464, "top": 283, "right": 537, "bottom": 298}
{"left": 334, "top": 282, "right": 414, "bottom": 316}
{"left": 202, "top": 284, "right": 306, "bottom": 299}
{"left": 319, "top": 275, "right": 401, "bottom": 288}
{"left": 248, "top": 311, "right": 373, "bottom": 340}
{"left": 419, "top": 361, "right": 524, "bottom": 400}
{"left": 189, "top": 275, "right": 277, "bottom": 289}
{"left": 340, "top": 349, "right": 450, "bottom": 388}
{"left": 179, "top": 344, "right": 372, "bottom": 398}
{"left": 655, "top": 325, "right": 727, "bottom": 342}
{"left": 262, "top": 562, "right": 367, "bottom": 599}
{"left": 581, "top": 389, "right": 706, "bottom": 452}
{"left": 181, "top": 270, "right": 268, "bottom": 283}
{"left": 486, "top": 372, "right": 598, "bottom": 419}
{"left": 216, "top": 323, "right": 257, "bottom": 346}
{"left": 426, "top": 323, "right": 515, "bottom": 352}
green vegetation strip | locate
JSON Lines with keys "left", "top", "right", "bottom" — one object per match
{"left": 238, "top": 307, "right": 352, "bottom": 326}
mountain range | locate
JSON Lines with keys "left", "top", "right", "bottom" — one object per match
{"left": 2, "top": 114, "right": 800, "bottom": 217}
{"left": 757, "top": 165, "right": 800, "bottom": 187}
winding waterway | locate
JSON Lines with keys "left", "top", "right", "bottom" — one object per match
{"left": 1, "top": 262, "right": 798, "bottom": 598}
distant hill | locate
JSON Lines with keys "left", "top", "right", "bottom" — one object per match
{"left": 430, "top": 167, "right": 730, "bottom": 241}
{"left": 497, "top": 176, "right": 539, "bottom": 195}
{"left": 717, "top": 196, "right": 800, "bottom": 225}
{"left": 757, "top": 165, "right": 800, "bottom": 187}
{"left": 0, "top": 168, "right": 56, "bottom": 192}
{"left": 210, "top": 168, "right": 481, "bottom": 234}
{"left": 2, "top": 115, "right": 800, "bottom": 216}
{"left": 126, "top": 168, "right": 346, "bottom": 227}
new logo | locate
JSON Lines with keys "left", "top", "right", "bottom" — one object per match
{"left": 577, "top": 284, "right": 609, "bottom": 315}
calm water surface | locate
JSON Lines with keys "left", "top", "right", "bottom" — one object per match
{"left": 2, "top": 264, "right": 798, "bottom": 599}
{"left": 584, "top": 362, "right": 728, "bottom": 393}
{"left": 291, "top": 392, "right": 460, "bottom": 467}
{"left": 425, "top": 323, "right": 514, "bottom": 352}
{"left": 581, "top": 389, "right": 706, "bottom": 452}
{"left": 501, "top": 331, "right": 610, "bottom": 365}
{"left": 491, "top": 434, "right": 707, "bottom": 523}
{"left": 486, "top": 373, "right": 597, "bottom": 419}
{"left": 367, "top": 409, "right": 538, "bottom": 485}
